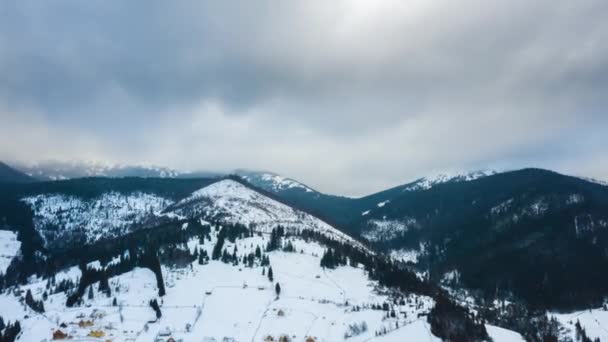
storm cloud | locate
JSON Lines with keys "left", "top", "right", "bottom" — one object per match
{"left": 1, "top": 0, "right": 607, "bottom": 195}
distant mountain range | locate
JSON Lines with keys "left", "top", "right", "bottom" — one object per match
{"left": 2, "top": 161, "right": 608, "bottom": 340}
{"left": 2, "top": 160, "right": 608, "bottom": 311}
{"left": 0, "top": 161, "right": 36, "bottom": 183}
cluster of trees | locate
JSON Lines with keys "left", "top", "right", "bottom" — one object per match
{"left": 0, "top": 317, "right": 20, "bottom": 342}
{"left": 320, "top": 248, "right": 349, "bottom": 269}
{"left": 211, "top": 224, "right": 250, "bottom": 260}
{"left": 66, "top": 247, "right": 165, "bottom": 307}
{"left": 476, "top": 297, "right": 562, "bottom": 341}
{"left": 427, "top": 295, "right": 489, "bottom": 341}
{"left": 266, "top": 226, "right": 285, "bottom": 251}
{"left": 344, "top": 321, "right": 368, "bottom": 339}
{"left": 24, "top": 289, "right": 44, "bottom": 313}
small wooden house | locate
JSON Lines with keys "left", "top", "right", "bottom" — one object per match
{"left": 79, "top": 320, "right": 94, "bottom": 328}
{"left": 88, "top": 330, "right": 105, "bottom": 338}
{"left": 52, "top": 330, "right": 68, "bottom": 340}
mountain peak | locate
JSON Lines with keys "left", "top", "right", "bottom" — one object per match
{"left": 234, "top": 169, "right": 316, "bottom": 194}
{"left": 403, "top": 169, "right": 500, "bottom": 191}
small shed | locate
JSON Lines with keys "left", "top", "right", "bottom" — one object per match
{"left": 52, "top": 330, "right": 68, "bottom": 340}
{"left": 78, "top": 320, "right": 94, "bottom": 328}
{"left": 88, "top": 330, "right": 105, "bottom": 338}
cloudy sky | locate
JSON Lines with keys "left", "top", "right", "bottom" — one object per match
{"left": 1, "top": 0, "right": 607, "bottom": 196}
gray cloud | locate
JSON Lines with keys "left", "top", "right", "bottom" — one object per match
{"left": 1, "top": 0, "right": 607, "bottom": 195}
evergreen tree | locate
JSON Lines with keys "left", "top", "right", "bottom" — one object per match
{"left": 275, "top": 282, "right": 281, "bottom": 296}
{"left": 268, "top": 266, "right": 274, "bottom": 282}
{"left": 88, "top": 286, "right": 94, "bottom": 300}
{"left": 255, "top": 246, "right": 262, "bottom": 259}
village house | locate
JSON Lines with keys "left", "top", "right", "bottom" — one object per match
{"left": 52, "top": 330, "right": 68, "bottom": 340}
{"left": 88, "top": 330, "right": 105, "bottom": 338}
{"left": 78, "top": 320, "right": 94, "bottom": 328}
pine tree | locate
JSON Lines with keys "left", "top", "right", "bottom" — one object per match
{"left": 275, "top": 282, "right": 281, "bottom": 296}
{"left": 88, "top": 286, "right": 94, "bottom": 300}
{"left": 268, "top": 266, "right": 274, "bottom": 282}
{"left": 255, "top": 246, "right": 262, "bottom": 259}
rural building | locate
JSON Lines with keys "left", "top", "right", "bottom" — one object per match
{"left": 52, "top": 330, "right": 68, "bottom": 340}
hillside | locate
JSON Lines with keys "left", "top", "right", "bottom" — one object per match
{"left": 0, "top": 162, "right": 35, "bottom": 184}
{"left": 0, "top": 222, "right": 524, "bottom": 342}
{"left": 356, "top": 168, "right": 608, "bottom": 309}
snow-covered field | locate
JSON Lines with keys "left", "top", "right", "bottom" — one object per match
{"left": 0, "top": 229, "right": 437, "bottom": 342}
{"left": 0, "top": 230, "right": 20, "bottom": 273}
{"left": 0, "top": 225, "right": 528, "bottom": 341}
{"left": 551, "top": 307, "right": 608, "bottom": 341}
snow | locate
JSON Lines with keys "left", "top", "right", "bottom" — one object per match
{"left": 0, "top": 230, "right": 20, "bottom": 273}
{"left": 168, "top": 180, "right": 361, "bottom": 247}
{"left": 377, "top": 200, "right": 390, "bottom": 208}
{"left": 567, "top": 193, "right": 585, "bottom": 205}
{"left": 16, "top": 160, "right": 182, "bottom": 180}
{"left": 485, "top": 324, "right": 526, "bottom": 342}
{"left": 403, "top": 170, "right": 498, "bottom": 192}
{"left": 22, "top": 192, "right": 173, "bottom": 246}
{"left": 551, "top": 307, "right": 608, "bottom": 341}
{"left": 0, "top": 231, "right": 450, "bottom": 341}
{"left": 373, "top": 320, "right": 440, "bottom": 341}
{"left": 362, "top": 218, "right": 419, "bottom": 242}
{"left": 238, "top": 171, "right": 315, "bottom": 193}
{"left": 389, "top": 249, "right": 421, "bottom": 264}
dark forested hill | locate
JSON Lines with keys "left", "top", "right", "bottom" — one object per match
{"left": 0, "top": 161, "right": 36, "bottom": 184}
{"left": 356, "top": 168, "right": 608, "bottom": 309}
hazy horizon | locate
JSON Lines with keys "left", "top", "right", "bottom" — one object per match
{"left": 1, "top": 0, "right": 607, "bottom": 196}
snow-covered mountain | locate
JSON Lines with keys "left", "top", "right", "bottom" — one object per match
{"left": 165, "top": 179, "right": 359, "bottom": 246}
{"left": 18, "top": 178, "right": 359, "bottom": 250}
{"left": 0, "top": 162, "right": 35, "bottom": 183}
{"left": 1, "top": 172, "right": 582, "bottom": 341}
{"left": 401, "top": 169, "right": 499, "bottom": 192}
{"left": 14, "top": 160, "right": 184, "bottom": 181}
{"left": 234, "top": 170, "right": 317, "bottom": 194}
{"left": 23, "top": 192, "right": 174, "bottom": 248}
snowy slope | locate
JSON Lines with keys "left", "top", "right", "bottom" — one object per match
{"left": 236, "top": 170, "right": 316, "bottom": 194}
{"left": 0, "top": 230, "right": 20, "bottom": 273}
{"left": 1, "top": 231, "right": 435, "bottom": 342}
{"left": 0, "top": 215, "right": 528, "bottom": 341}
{"left": 551, "top": 308, "right": 608, "bottom": 341}
{"left": 23, "top": 192, "right": 173, "bottom": 247}
{"left": 167, "top": 179, "right": 359, "bottom": 245}
{"left": 402, "top": 170, "right": 499, "bottom": 192}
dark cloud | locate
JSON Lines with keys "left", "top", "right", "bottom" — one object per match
{"left": 1, "top": 0, "right": 607, "bottom": 195}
